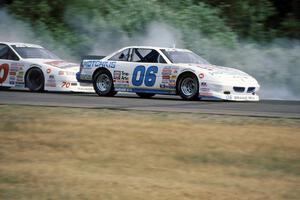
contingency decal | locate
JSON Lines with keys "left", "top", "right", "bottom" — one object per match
{"left": 160, "top": 66, "right": 178, "bottom": 89}
{"left": 46, "top": 75, "right": 56, "bottom": 87}
{"left": 0, "top": 63, "right": 9, "bottom": 84}
{"left": 200, "top": 82, "right": 210, "bottom": 92}
{"left": 9, "top": 63, "right": 25, "bottom": 87}
{"left": 113, "top": 70, "right": 129, "bottom": 87}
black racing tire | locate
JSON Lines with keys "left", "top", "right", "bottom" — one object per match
{"left": 177, "top": 73, "right": 199, "bottom": 100}
{"left": 136, "top": 93, "right": 155, "bottom": 98}
{"left": 93, "top": 70, "right": 117, "bottom": 96}
{"left": 25, "top": 68, "right": 44, "bottom": 92}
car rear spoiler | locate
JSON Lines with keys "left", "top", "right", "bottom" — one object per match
{"left": 81, "top": 55, "right": 105, "bottom": 60}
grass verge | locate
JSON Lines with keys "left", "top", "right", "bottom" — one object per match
{"left": 0, "top": 105, "right": 299, "bottom": 200}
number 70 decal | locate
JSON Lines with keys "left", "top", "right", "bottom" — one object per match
{"left": 61, "top": 81, "right": 70, "bottom": 88}
{"left": 132, "top": 65, "right": 158, "bottom": 87}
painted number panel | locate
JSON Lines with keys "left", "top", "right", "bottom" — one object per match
{"left": 132, "top": 65, "right": 158, "bottom": 87}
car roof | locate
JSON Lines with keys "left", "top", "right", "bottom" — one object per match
{"left": 0, "top": 42, "right": 43, "bottom": 48}
{"left": 121, "top": 46, "right": 191, "bottom": 52}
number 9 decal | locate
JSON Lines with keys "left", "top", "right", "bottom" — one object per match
{"left": 132, "top": 65, "right": 158, "bottom": 87}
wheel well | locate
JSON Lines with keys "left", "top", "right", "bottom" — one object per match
{"left": 24, "top": 67, "right": 44, "bottom": 87}
{"left": 176, "top": 71, "right": 198, "bottom": 94}
{"left": 92, "top": 67, "right": 112, "bottom": 81}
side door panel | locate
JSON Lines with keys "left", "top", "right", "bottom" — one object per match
{"left": 114, "top": 62, "right": 161, "bottom": 92}
{"left": 112, "top": 48, "right": 179, "bottom": 94}
{"left": 129, "top": 48, "right": 160, "bottom": 92}
{"left": 128, "top": 48, "right": 178, "bottom": 94}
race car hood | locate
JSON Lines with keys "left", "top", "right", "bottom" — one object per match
{"left": 185, "top": 63, "right": 259, "bottom": 86}
{"left": 25, "top": 59, "right": 79, "bottom": 72}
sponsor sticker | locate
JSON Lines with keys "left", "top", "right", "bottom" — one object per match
{"left": 160, "top": 66, "right": 178, "bottom": 89}
{"left": 46, "top": 75, "right": 56, "bottom": 87}
{"left": 114, "top": 70, "right": 129, "bottom": 87}
{"left": 83, "top": 60, "right": 116, "bottom": 68}
{"left": 201, "top": 82, "right": 207, "bottom": 87}
{"left": 199, "top": 73, "right": 204, "bottom": 79}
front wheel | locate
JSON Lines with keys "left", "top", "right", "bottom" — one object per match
{"left": 26, "top": 68, "right": 44, "bottom": 92}
{"left": 177, "top": 74, "right": 199, "bottom": 100}
{"left": 136, "top": 93, "right": 155, "bottom": 98}
{"left": 93, "top": 70, "right": 117, "bottom": 96}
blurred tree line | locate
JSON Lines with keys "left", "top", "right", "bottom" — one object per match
{"left": 1, "top": 0, "right": 299, "bottom": 57}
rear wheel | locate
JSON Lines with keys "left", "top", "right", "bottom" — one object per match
{"left": 26, "top": 68, "right": 44, "bottom": 92}
{"left": 93, "top": 70, "right": 117, "bottom": 96}
{"left": 177, "top": 73, "right": 199, "bottom": 100}
{"left": 136, "top": 93, "right": 155, "bottom": 98}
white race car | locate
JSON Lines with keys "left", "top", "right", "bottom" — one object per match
{"left": 0, "top": 42, "right": 93, "bottom": 92}
{"left": 77, "top": 46, "right": 260, "bottom": 101}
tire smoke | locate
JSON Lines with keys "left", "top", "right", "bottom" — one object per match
{"left": 1, "top": 9, "right": 299, "bottom": 100}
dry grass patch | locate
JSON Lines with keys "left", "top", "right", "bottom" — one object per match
{"left": 0, "top": 105, "right": 299, "bottom": 200}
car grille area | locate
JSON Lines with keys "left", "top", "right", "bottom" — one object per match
{"left": 233, "top": 87, "right": 245, "bottom": 93}
{"left": 247, "top": 87, "right": 256, "bottom": 93}
{"left": 222, "top": 87, "right": 256, "bottom": 95}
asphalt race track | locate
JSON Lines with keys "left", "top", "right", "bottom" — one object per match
{"left": 1, "top": 89, "right": 300, "bottom": 118}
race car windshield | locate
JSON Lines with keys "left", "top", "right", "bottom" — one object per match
{"left": 162, "top": 50, "right": 209, "bottom": 64}
{"left": 11, "top": 46, "right": 60, "bottom": 59}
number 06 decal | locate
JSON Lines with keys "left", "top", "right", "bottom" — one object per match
{"left": 132, "top": 65, "right": 158, "bottom": 87}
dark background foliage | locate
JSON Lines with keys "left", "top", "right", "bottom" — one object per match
{"left": 1, "top": 0, "right": 299, "bottom": 57}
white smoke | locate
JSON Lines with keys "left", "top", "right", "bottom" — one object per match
{"left": 64, "top": 7, "right": 182, "bottom": 55}
{"left": 65, "top": 9, "right": 300, "bottom": 100}
{"left": 0, "top": 9, "right": 35, "bottom": 42}
{"left": 1, "top": 8, "right": 299, "bottom": 100}
{"left": 0, "top": 9, "right": 74, "bottom": 60}
{"left": 90, "top": 23, "right": 183, "bottom": 55}
{"left": 199, "top": 39, "right": 300, "bottom": 100}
